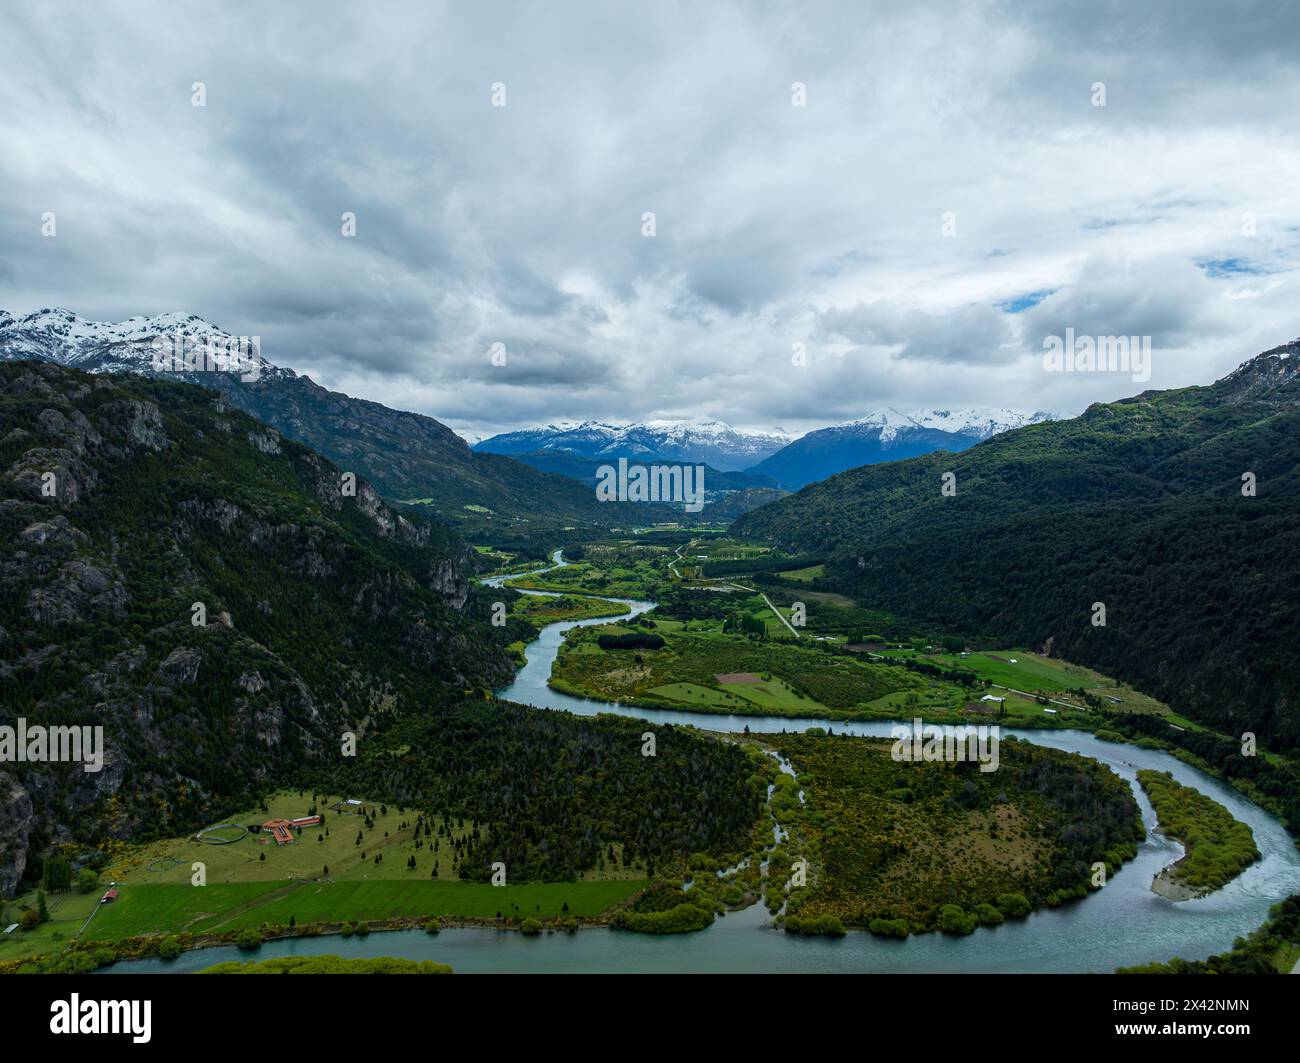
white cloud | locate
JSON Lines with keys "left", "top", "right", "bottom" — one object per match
{"left": 1, "top": 0, "right": 1298, "bottom": 437}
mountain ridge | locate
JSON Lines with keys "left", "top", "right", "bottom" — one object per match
{"left": 733, "top": 339, "right": 1300, "bottom": 751}
{"left": 0, "top": 309, "right": 665, "bottom": 538}
{"left": 749, "top": 407, "right": 1054, "bottom": 489}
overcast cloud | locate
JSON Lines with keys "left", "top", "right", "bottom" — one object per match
{"left": 2, "top": 0, "right": 1298, "bottom": 438}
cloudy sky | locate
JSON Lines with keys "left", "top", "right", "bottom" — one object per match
{"left": 2, "top": 0, "right": 1299, "bottom": 439}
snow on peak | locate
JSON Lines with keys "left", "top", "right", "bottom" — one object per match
{"left": 832, "top": 407, "right": 1050, "bottom": 443}
{"left": 0, "top": 307, "right": 276, "bottom": 379}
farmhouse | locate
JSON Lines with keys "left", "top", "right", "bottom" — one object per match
{"left": 262, "top": 814, "right": 323, "bottom": 844}
{"left": 262, "top": 818, "right": 294, "bottom": 844}
{"left": 100, "top": 888, "right": 118, "bottom": 903}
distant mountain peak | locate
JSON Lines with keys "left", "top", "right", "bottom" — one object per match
{"left": 0, "top": 307, "right": 277, "bottom": 380}
{"left": 475, "top": 419, "right": 794, "bottom": 471}
{"left": 1222, "top": 338, "right": 1300, "bottom": 393}
{"left": 748, "top": 406, "right": 1053, "bottom": 489}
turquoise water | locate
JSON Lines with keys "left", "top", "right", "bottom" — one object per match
{"left": 106, "top": 552, "right": 1300, "bottom": 973}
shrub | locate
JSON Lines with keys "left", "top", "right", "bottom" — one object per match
{"left": 235, "top": 929, "right": 262, "bottom": 951}
{"left": 784, "top": 914, "right": 846, "bottom": 937}
{"left": 868, "top": 917, "right": 910, "bottom": 939}
{"left": 995, "top": 892, "right": 1031, "bottom": 918}
{"left": 938, "top": 904, "right": 977, "bottom": 935}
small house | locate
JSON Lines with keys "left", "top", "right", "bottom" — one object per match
{"left": 100, "top": 888, "right": 119, "bottom": 904}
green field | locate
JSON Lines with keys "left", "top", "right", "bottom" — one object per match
{"left": 83, "top": 879, "right": 646, "bottom": 940}
{"left": 554, "top": 625, "right": 923, "bottom": 718}
{"left": 777, "top": 564, "right": 824, "bottom": 582}
{"left": 922, "top": 651, "right": 1078, "bottom": 692}
{"left": 0, "top": 889, "right": 102, "bottom": 963}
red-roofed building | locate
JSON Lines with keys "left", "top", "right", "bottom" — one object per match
{"left": 262, "top": 818, "right": 294, "bottom": 845}
{"left": 100, "top": 888, "right": 118, "bottom": 903}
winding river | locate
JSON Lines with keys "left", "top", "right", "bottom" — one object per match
{"left": 108, "top": 551, "right": 1300, "bottom": 973}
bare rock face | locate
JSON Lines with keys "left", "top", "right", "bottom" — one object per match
{"left": 158, "top": 646, "right": 202, "bottom": 685}
{"left": 247, "top": 428, "right": 281, "bottom": 455}
{"left": 426, "top": 557, "right": 469, "bottom": 610}
{"left": 0, "top": 772, "right": 35, "bottom": 898}
{"left": 104, "top": 399, "right": 169, "bottom": 451}
{"left": 25, "top": 559, "right": 128, "bottom": 627}
{"left": 17, "top": 515, "right": 86, "bottom": 547}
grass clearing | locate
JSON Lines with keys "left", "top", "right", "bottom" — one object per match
{"left": 83, "top": 879, "right": 646, "bottom": 940}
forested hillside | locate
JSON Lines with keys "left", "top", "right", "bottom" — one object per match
{"left": 204, "top": 370, "right": 667, "bottom": 535}
{"left": 735, "top": 341, "right": 1300, "bottom": 752}
{"left": 0, "top": 361, "right": 765, "bottom": 900}
{"left": 0, "top": 361, "right": 521, "bottom": 893}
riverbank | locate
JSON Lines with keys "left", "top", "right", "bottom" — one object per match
{"left": 42, "top": 548, "right": 1300, "bottom": 975}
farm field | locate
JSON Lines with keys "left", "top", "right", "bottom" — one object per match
{"left": 83, "top": 879, "right": 646, "bottom": 941}
{"left": 552, "top": 624, "right": 923, "bottom": 717}
{"left": 0, "top": 888, "right": 101, "bottom": 963}
{"left": 926, "top": 651, "right": 1080, "bottom": 692}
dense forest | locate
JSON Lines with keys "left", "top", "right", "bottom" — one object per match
{"left": 735, "top": 342, "right": 1300, "bottom": 753}
{"left": 301, "top": 699, "right": 766, "bottom": 881}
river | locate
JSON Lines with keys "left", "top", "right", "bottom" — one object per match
{"left": 107, "top": 551, "right": 1300, "bottom": 973}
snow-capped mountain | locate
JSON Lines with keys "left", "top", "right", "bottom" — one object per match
{"left": 474, "top": 419, "right": 794, "bottom": 471}
{"left": 0, "top": 307, "right": 278, "bottom": 380}
{"left": 0, "top": 307, "right": 642, "bottom": 529}
{"left": 748, "top": 407, "right": 1054, "bottom": 489}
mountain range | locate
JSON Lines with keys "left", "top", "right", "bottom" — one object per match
{"left": 0, "top": 309, "right": 1053, "bottom": 522}
{"left": 746, "top": 408, "right": 1054, "bottom": 489}
{"left": 734, "top": 339, "right": 1300, "bottom": 754}
{"left": 476, "top": 409, "right": 1053, "bottom": 492}
{"left": 473, "top": 419, "right": 794, "bottom": 471}
{"left": 0, "top": 309, "right": 669, "bottom": 541}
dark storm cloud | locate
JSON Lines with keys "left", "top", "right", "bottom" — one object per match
{"left": 1, "top": 0, "right": 1298, "bottom": 436}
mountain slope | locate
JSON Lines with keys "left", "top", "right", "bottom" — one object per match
{"left": 0, "top": 309, "right": 655, "bottom": 537}
{"left": 734, "top": 341, "right": 1300, "bottom": 751}
{"left": 747, "top": 408, "right": 1053, "bottom": 489}
{"left": 0, "top": 360, "right": 525, "bottom": 894}
{"left": 475, "top": 419, "right": 793, "bottom": 471}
